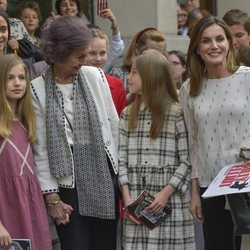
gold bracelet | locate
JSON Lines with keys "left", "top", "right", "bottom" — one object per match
{"left": 46, "top": 196, "right": 61, "bottom": 208}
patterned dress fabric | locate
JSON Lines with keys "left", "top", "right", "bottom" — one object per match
{"left": 119, "top": 103, "right": 195, "bottom": 250}
{"left": 0, "top": 120, "right": 52, "bottom": 250}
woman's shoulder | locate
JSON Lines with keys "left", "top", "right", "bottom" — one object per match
{"left": 30, "top": 75, "right": 46, "bottom": 100}
{"left": 235, "top": 65, "right": 250, "bottom": 75}
{"left": 81, "top": 66, "right": 108, "bottom": 86}
{"left": 178, "top": 78, "right": 191, "bottom": 101}
{"left": 31, "top": 75, "right": 45, "bottom": 86}
{"left": 81, "top": 66, "right": 103, "bottom": 78}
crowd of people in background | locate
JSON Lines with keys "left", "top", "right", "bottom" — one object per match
{"left": 0, "top": 0, "right": 250, "bottom": 249}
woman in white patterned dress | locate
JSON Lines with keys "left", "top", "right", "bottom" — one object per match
{"left": 179, "top": 16, "right": 250, "bottom": 250}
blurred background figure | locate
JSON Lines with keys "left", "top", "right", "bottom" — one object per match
{"left": 223, "top": 9, "right": 250, "bottom": 64}
{"left": 0, "top": 0, "right": 32, "bottom": 54}
{"left": 41, "top": 0, "right": 89, "bottom": 34}
{"left": 177, "top": 3, "right": 189, "bottom": 36}
{"left": 98, "top": 7, "right": 124, "bottom": 72}
{"left": 17, "top": 1, "right": 42, "bottom": 47}
{"left": 0, "top": 10, "right": 9, "bottom": 57}
{"left": 85, "top": 27, "right": 126, "bottom": 116}
{"left": 238, "top": 45, "right": 250, "bottom": 66}
{"left": 187, "top": 7, "right": 211, "bottom": 37}
{"left": 178, "top": 0, "right": 200, "bottom": 13}
{"left": 168, "top": 50, "right": 188, "bottom": 90}
{"left": 110, "top": 27, "right": 166, "bottom": 96}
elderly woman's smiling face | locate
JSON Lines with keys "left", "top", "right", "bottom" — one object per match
{"left": 54, "top": 46, "right": 89, "bottom": 78}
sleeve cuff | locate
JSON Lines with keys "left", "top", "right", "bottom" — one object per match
{"left": 119, "top": 175, "right": 129, "bottom": 186}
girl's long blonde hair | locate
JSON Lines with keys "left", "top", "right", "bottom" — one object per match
{"left": 128, "top": 52, "right": 178, "bottom": 139}
{"left": 0, "top": 54, "right": 36, "bottom": 142}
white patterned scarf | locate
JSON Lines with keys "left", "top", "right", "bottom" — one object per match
{"left": 45, "top": 67, "right": 116, "bottom": 219}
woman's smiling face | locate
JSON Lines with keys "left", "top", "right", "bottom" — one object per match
{"left": 196, "top": 24, "right": 229, "bottom": 68}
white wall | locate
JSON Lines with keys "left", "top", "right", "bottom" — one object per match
{"left": 95, "top": 0, "right": 177, "bottom": 37}
{"left": 217, "top": 0, "right": 250, "bottom": 19}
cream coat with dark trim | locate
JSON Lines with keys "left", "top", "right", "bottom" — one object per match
{"left": 31, "top": 66, "right": 119, "bottom": 193}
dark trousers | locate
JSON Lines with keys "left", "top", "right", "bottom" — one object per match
{"left": 56, "top": 187, "right": 118, "bottom": 250}
{"left": 200, "top": 188, "right": 241, "bottom": 250}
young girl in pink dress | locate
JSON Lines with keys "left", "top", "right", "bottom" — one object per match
{"left": 0, "top": 54, "right": 52, "bottom": 250}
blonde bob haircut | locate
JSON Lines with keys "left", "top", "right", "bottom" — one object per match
{"left": 187, "top": 16, "right": 237, "bottom": 97}
{"left": 128, "top": 51, "right": 178, "bottom": 139}
{"left": 0, "top": 54, "right": 36, "bottom": 142}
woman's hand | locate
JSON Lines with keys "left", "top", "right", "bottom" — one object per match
{"left": 189, "top": 192, "right": 203, "bottom": 223}
{"left": 0, "top": 222, "right": 12, "bottom": 248}
{"left": 45, "top": 193, "right": 73, "bottom": 225}
{"left": 48, "top": 201, "right": 73, "bottom": 225}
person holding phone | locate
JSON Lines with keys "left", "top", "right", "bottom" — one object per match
{"left": 97, "top": 1, "right": 125, "bottom": 72}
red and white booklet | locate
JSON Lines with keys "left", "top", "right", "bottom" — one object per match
{"left": 202, "top": 161, "right": 250, "bottom": 198}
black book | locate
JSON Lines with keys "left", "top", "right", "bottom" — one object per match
{"left": 126, "top": 190, "right": 172, "bottom": 230}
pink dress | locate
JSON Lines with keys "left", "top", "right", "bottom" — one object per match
{"left": 0, "top": 120, "right": 52, "bottom": 250}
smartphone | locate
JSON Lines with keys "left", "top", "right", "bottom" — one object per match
{"left": 97, "top": 0, "right": 109, "bottom": 16}
{"left": 177, "top": 0, "right": 188, "bottom": 5}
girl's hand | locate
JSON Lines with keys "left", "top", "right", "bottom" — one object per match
{"left": 145, "top": 190, "right": 169, "bottom": 214}
{"left": 123, "top": 197, "right": 141, "bottom": 225}
{"left": 146, "top": 185, "right": 174, "bottom": 214}
{"left": 189, "top": 192, "right": 203, "bottom": 223}
{"left": 0, "top": 222, "right": 12, "bottom": 248}
{"left": 100, "top": 8, "right": 118, "bottom": 33}
{"left": 100, "top": 8, "right": 116, "bottom": 23}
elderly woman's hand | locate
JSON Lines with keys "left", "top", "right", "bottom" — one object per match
{"left": 49, "top": 201, "right": 73, "bottom": 225}
{"left": 45, "top": 193, "right": 73, "bottom": 225}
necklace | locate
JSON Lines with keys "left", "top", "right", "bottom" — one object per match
{"left": 54, "top": 75, "right": 75, "bottom": 84}
{"left": 55, "top": 80, "right": 76, "bottom": 101}
{"left": 54, "top": 72, "right": 77, "bottom": 101}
